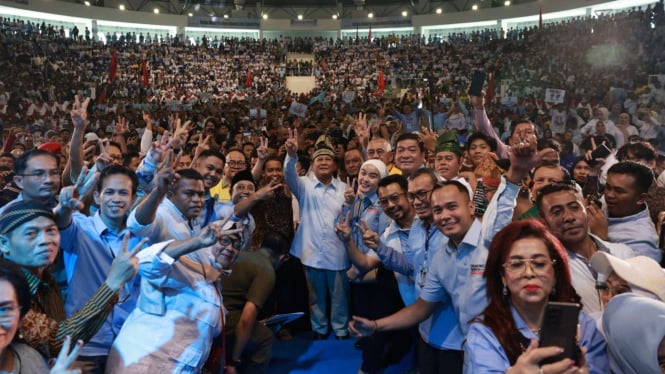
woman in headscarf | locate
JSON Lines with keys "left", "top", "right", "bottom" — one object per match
{"left": 603, "top": 293, "right": 665, "bottom": 374}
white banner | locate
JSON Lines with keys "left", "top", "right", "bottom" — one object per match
{"left": 545, "top": 88, "right": 566, "bottom": 104}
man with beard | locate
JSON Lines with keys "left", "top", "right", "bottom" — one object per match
{"left": 336, "top": 174, "right": 415, "bottom": 373}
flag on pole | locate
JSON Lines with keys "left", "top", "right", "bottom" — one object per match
{"left": 110, "top": 49, "right": 118, "bottom": 81}
{"left": 141, "top": 59, "right": 149, "bottom": 87}
{"left": 377, "top": 70, "right": 385, "bottom": 93}
{"left": 539, "top": 7, "right": 543, "bottom": 30}
{"left": 355, "top": 26, "right": 359, "bottom": 41}
{"left": 368, "top": 24, "right": 372, "bottom": 40}
{"left": 245, "top": 69, "right": 252, "bottom": 89}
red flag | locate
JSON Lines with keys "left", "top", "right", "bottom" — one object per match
{"left": 141, "top": 59, "right": 149, "bottom": 87}
{"left": 110, "top": 49, "right": 117, "bottom": 81}
{"left": 97, "top": 84, "right": 107, "bottom": 104}
{"left": 377, "top": 70, "right": 385, "bottom": 92}
{"left": 539, "top": 7, "right": 543, "bottom": 30}
{"left": 486, "top": 72, "right": 494, "bottom": 103}
{"left": 368, "top": 24, "right": 372, "bottom": 40}
{"left": 245, "top": 69, "right": 252, "bottom": 89}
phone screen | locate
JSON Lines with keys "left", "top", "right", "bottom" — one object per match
{"left": 469, "top": 71, "right": 486, "bottom": 96}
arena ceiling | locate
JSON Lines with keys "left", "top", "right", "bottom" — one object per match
{"left": 73, "top": 0, "right": 538, "bottom": 17}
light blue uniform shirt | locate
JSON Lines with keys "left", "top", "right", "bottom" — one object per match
{"left": 607, "top": 206, "right": 660, "bottom": 262}
{"left": 375, "top": 217, "right": 462, "bottom": 350}
{"left": 464, "top": 306, "right": 609, "bottom": 374}
{"left": 127, "top": 198, "right": 200, "bottom": 243}
{"left": 59, "top": 212, "right": 143, "bottom": 357}
{"left": 377, "top": 221, "right": 414, "bottom": 305}
{"left": 284, "top": 154, "right": 349, "bottom": 270}
{"left": 419, "top": 219, "right": 489, "bottom": 346}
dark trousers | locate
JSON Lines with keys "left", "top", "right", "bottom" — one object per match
{"left": 417, "top": 337, "right": 463, "bottom": 374}
{"left": 351, "top": 266, "right": 412, "bottom": 373}
{"left": 73, "top": 355, "right": 107, "bottom": 374}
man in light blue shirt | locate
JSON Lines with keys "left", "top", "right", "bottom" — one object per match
{"left": 284, "top": 131, "right": 350, "bottom": 339}
{"left": 350, "top": 181, "right": 490, "bottom": 374}
{"left": 56, "top": 165, "right": 144, "bottom": 372}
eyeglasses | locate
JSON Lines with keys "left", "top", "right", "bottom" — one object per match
{"left": 227, "top": 161, "right": 246, "bottom": 168}
{"left": 379, "top": 193, "right": 405, "bottom": 207}
{"left": 219, "top": 237, "right": 242, "bottom": 250}
{"left": 367, "top": 149, "right": 386, "bottom": 156}
{"left": 407, "top": 189, "right": 432, "bottom": 203}
{"left": 503, "top": 258, "right": 556, "bottom": 275}
{"left": 20, "top": 170, "right": 61, "bottom": 180}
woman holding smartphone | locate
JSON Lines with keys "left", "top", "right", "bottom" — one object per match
{"left": 463, "top": 220, "right": 608, "bottom": 374}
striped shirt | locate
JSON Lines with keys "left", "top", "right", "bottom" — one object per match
{"left": 20, "top": 268, "right": 118, "bottom": 358}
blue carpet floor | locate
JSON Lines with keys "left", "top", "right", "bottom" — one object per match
{"left": 269, "top": 333, "right": 414, "bottom": 373}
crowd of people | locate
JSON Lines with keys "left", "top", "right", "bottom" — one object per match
{"left": 0, "top": 2, "right": 665, "bottom": 374}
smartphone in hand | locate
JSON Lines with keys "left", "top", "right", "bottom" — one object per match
{"left": 539, "top": 302, "right": 582, "bottom": 365}
{"left": 469, "top": 71, "right": 486, "bottom": 96}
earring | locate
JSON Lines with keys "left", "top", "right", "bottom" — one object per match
{"left": 502, "top": 285, "right": 508, "bottom": 296}
{"left": 550, "top": 286, "right": 556, "bottom": 296}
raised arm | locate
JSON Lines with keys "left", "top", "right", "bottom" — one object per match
{"left": 68, "top": 95, "right": 91, "bottom": 182}
{"left": 471, "top": 93, "right": 509, "bottom": 158}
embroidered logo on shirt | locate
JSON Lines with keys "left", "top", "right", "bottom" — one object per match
{"left": 470, "top": 264, "right": 485, "bottom": 275}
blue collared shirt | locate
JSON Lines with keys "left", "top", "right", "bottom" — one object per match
{"left": 607, "top": 206, "right": 660, "bottom": 262}
{"left": 59, "top": 212, "right": 143, "bottom": 357}
{"left": 127, "top": 198, "right": 200, "bottom": 243}
{"left": 374, "top": 217, "right": 460, "bottom": 349}
{"left": 377, "top": 220, "right": 414, "bottom": 305}
{"left": 284, "top": 154, "right": 348, "bottom": 270}
{"left": 420, "top": 219, "right": 489, "bottom": 345}
{"left": 464, "top": 306, "right": 609, "bottom": 374}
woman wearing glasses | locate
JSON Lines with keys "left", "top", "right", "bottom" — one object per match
{"left": 0, "top": 258, "right": 80, "bottom": 373}
{"left": 463, "top": 220, "right": 608, "bottom": 374}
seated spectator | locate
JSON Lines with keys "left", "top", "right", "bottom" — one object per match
{"left": 464, "top": 220, "right": 608, "bottom": 373}
{"left": 603, "top": 293, "right": 665, "bottom": 374}
{"left": 221, "top": 232, "right": 290, "bottom": 373}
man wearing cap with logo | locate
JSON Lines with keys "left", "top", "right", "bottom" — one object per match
{"left": 284, "top": 130, "right": 350, "bottom": 340}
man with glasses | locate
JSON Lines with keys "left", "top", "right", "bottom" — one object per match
{"left": 348, "top": 169, "right": 455, "bottom": 373}
{"left": 220, "top": 232, "right": 290, "bottom": 373}
{"left": 336, "top": 174, "right": 416, "bottom": 372}
{"left": 106, "top": 221, "right": 243, "bottom": 373}
{"left": 350, "top": 180, "right": 491, "bottom": 374}
{"left": 0, "top": 149, "right": 61, "bottom": 214}
{"left": 210, "top": 149, "right": 247, "bottom": 203}
{"left": 366, "top": 138, "right": 400, "bottom": 175}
